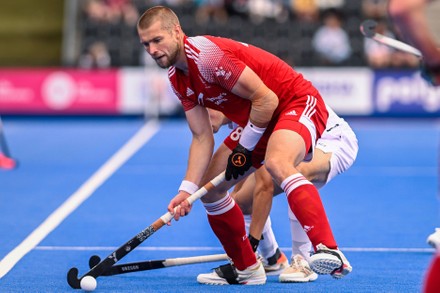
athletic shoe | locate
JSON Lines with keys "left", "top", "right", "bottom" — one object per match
{"left": 309, "top": 243, "right": 352, "bottom": 279}
{"left": 279, "top": 254, "right": 318, "bottom": 283}
{"left": 427, "top": 228, "right": 440, "bottom": 249}
{"left": 0, "top": 153, "right": 16, "bottom": 170}
{"left": 197, "top": 261, "right": 266, "bottom": 285}
{"left": 262, "top": 248, "right": 289, "bottom": 275}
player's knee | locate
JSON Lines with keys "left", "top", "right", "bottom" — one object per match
{"left": 264, "top": 157, "right": 284, "bottom": 181}
{"left": 297, "top": 165, "right": 312, "bottom": 180}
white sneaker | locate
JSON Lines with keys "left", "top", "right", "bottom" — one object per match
{"left": 261, "top": 248, "right": 289, "bottom": 275}
{"left": 197, "top": 262, "right": 266, "bottom": 285}
{"left": 427, "top": 228, "right": 440, "bottom": 249}
{"left": 309, "top": 243, "right": 352, "bottom": 279}
{"left": 279, "top": 254, "right": 318, "bottom": 283}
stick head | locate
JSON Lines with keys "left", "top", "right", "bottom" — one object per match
{"left": 360, "top": 19, "right": 377, "bottom": 38}
{"left": 67, "top": 267, "right": 81, "bottom": 289}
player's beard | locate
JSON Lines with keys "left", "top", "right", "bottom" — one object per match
{"left": 155, "top": 41, "right": 181, "bottom": 69}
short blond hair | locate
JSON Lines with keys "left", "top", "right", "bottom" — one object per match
{"left": 137, "top": 6, "right": 180, "bottom": 32}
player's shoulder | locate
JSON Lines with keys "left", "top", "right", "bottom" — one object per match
{"left": 186, "top": 36, "right": 222, "bottom": 52}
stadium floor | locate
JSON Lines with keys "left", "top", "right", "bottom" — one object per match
{"left": 0, "top": 116, "right": 439, "bottom": 292}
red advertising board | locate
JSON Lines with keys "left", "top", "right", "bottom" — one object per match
{"left": 0, "top": 68, "right": 119, "bottom": 114}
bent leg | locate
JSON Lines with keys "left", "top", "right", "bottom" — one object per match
{"left": 265, "top": 129, "right": 337, "bottom": 250}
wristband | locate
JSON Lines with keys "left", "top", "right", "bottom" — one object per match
{"left": 239, "top": 120, "right": 266, "bottom": 151}
{"left": 178, "top": 180, "right": 199, "bottom": 194}
{"left": 248, "top": 234, "right": 260, "bottom": 252}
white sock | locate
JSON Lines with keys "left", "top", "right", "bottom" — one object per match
{"left": 244, "top": 214, "right": 278, "bottom": 259}
{"left": 288, "top": 207, "right": 313, "bottom": 262}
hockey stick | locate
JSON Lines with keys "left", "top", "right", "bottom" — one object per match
{"left": 360, "top": 19, "right": 422, "bottom": 58}
{"left": 88, "top": 253, "right": 228, "bottom": 276}
{"left": 67, "top": 171, "right": 226, "bottom": 289}
{"left": 0, "top": 116, "right": 17, "bottom": 169}
{"left": 0, "top": 116, "right": 11, "bottom": 158}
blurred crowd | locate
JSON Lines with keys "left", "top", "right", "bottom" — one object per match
{"left": 77, "top": 0, "right": 419, "bottom": 69}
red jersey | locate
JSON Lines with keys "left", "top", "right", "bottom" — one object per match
{"left": 168, "top": 35, "right": 328, "bottom": 165}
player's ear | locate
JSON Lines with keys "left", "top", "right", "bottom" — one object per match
{"left": 173, "top": 24, "right": 182, "bottom": 39}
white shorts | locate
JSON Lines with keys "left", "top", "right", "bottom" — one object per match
{"left": 317, "top": 106, "right": 359, "bottom": 184}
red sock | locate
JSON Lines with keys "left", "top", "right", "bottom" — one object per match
{"left": 282, "top": 173, "right": 337, "bottom": 250}
{"left": 424, "top": 253, "right": 440, "bottom": 293}
{"left": 207, "top": 203, "right": 256, "bottom": 270}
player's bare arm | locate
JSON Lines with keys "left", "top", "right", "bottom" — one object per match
{"left": 225, "top": 66, "right": 279, "bottom": 181}
{"left": 231, "top": 66, "right": 278, "bottom": 128}
{"left": 167, "top": 105, "right": 214, "bottom": 221}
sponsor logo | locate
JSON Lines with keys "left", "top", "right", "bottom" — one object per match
{"left": 326, "top": 123, "right": 339, "bottom": 132}
{"left": 206, "top": 92, "right": 228, "bottom": 106}
{"left": 186, "top": 87, "right": 194, "bottom": 96}
{"left": 232, "top": 153, "right": 246, "bottom": 167}
{"left": 110, "top": 252, "right": 118, "bottom": 262}
{"left": 285, "top": 110, "right": 297, "bottom": 116}
{"left": 41, "top": 72, "right": 76, "bottom": 110}
{"left": 121, "top": 265, "right": 140, "bottom": 272}
{"left": 196, "top": 92, "right": 228, "bottom": 106}
{"left": 376, "top": 71, "right": 440, "bottom": 113}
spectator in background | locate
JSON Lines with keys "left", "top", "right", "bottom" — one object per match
{"left": 83, "top": 0, "right": 139, "bottom": 25}
{"left": 362, "top": 0, "right": 387, "bottom": 19}
{"left": 312, "top": 8, "right": 352, "bottom": 65}
{"left": 195, "top": 0, "right": 229, "bottom": 25}
{"left": 247, "top": 0, "right": 289, "bottom": 24}
{"left": 316, "top": 0, "right": 345, "bottom": 10}
{"left": 83, "top": 0, "right": 110, "bottom": 23}
{"left": 78, "top": 41, "right": 111, "bottom": 69}
{"left": 290, "top": 0, "right": 319, "bottom": 23}
{"left": 389, "top": 50, "right": 419, "bottom": 68}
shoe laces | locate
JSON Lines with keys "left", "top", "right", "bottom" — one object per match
{"left": 290, "top": 255, "right": 306, "bottom": 271}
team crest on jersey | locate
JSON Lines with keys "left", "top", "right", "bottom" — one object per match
{"left": 215, "top": 66, "right": 232, "bottom": 80}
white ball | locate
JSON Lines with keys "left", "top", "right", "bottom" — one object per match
{"left": 80, "top": 275, "right": 97, "bottom": 291}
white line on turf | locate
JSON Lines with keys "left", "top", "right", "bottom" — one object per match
{"left": 34, "top": 246, "right": 435, "bottom": 253}
{"left": 0, "top": 119, "right": 160, "bottom": 279}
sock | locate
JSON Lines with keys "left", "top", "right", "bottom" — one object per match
{"left": 288, "top": 206, "right": 313, "bottom": 262}
{"left": 281, "top": 173, "right": 337, "bottom": 250}
{"left": 424, "top": 253, "right": 440, "bottom": 293}
{"left": 244, "top": 214, "right": 278, "bottom": 260}
{"left": 204, "top": 195, "right": 257, "bottom": 270}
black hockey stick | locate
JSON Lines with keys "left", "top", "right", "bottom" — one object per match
{"left": 88, "top": 253, "right": 228, "bottom": 276}
{"left": 67, "top": 171, "right": 225, "bottom": 289}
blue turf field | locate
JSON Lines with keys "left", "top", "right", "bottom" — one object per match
{"left": 0, "top": 116, "right": 439, "bottom": 292}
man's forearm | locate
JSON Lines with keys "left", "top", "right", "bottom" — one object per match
{"left": 185, "top": 135, "right": 215, "bottom": 186}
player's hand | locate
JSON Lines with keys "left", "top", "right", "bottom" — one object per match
{"left": 421, "top": 63, "right": 440, "bottom": 86}
{"left": 167, "top": 192, "right": 192, "bottom": 223}
{"left": 225, "top": 144, "right": 252, "bottom": 181}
